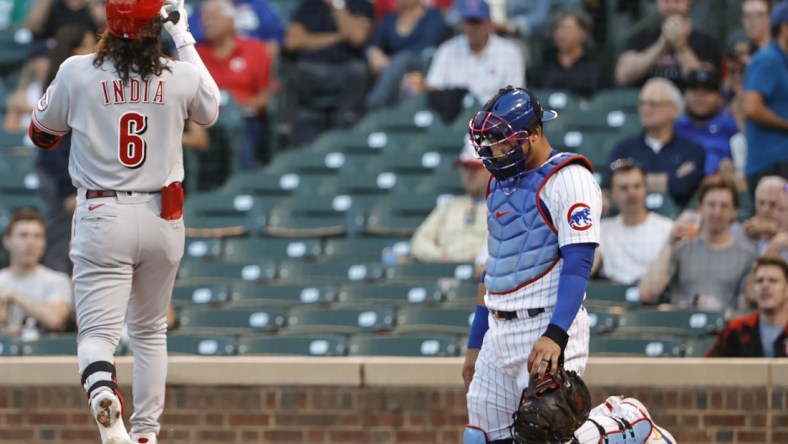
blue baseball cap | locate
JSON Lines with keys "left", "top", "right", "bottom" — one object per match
{"left": 461, "top": 0, "right": 490, "bottom": 21}
{"left": 773, "top": 1, "right": 788, "bottom": 27}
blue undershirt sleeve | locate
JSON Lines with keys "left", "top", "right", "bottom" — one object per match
{"left": 543, "top": 243, "right": 595, "bottom": 351}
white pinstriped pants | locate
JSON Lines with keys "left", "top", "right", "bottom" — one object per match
{"left": 466, "top": 306, "right": 590, "bottom": 440}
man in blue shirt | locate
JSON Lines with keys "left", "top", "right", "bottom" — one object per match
{"left": 675, "top": 68, "right": 740, "bottom": 175}
{"left": 188, "top": 0, "right": 285, "bottom": 57}
{"left": 743, "top": 0, "right": 788, "bottom": 193}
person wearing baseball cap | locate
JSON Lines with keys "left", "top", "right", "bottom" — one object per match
{"left": 410, "top": 141, "right": 490, "bottom": 263}
{"left": 742, "top": 0, "right": 788, "bottom": 194}
{"left": 675, "top": 68, "right": 740, "bottom": 176}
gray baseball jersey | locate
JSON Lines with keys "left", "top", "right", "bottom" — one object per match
{"left": 32, "top": 54, "right": 218, "bottom": 191}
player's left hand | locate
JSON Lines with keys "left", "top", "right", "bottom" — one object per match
{"left": 527, "top": 336, "right": 561, "bottom": 379}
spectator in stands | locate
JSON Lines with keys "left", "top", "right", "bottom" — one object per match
{"left": 592, "top": 159, "right": 673, "bottom": 285}
{"left": 280, "top": 0, "right": 374, "bottom": 147}
{"left": 410, "top": 142, "right": 489, "bottom": 263}
{"left": 0, "top": 209, "right": 72, "bottom": 339}
{"left": 706, "top": 256, "right": 788, "bottom": 357}
{"left": 188, "top": 0, "right": 284, "bottom": 59}
{"left": 727, "top": 0, "right": 772, "bottom": 66}
{"left": 424, "top": 0, "right": 524, "bottom": 106}
{"left": 446, "top": 0, "right": 552, "bottom": 39}
{"left": 760, "top": 182, "right": 788, "bottom": 262}
{"left": 734, "top": 176, "right": 787, "bottom": 255}
{"left": 639, "top": 175, "right": 757, "bottom": 312}
{"left": 674, "top": 68, "right": 739, "bottom": 176}
{"left": 528, "top": 8, "right": 609, "bottom": 99}
{"left": 197, "top": 0, "right": 274, "bottom": 169}
{"left": 25, "top": 0, "right": 103, "bottom": 40}
{"left": 3, "top": 41, "right": 49, "bottom": 133}
{"left": 615, "top": 0, "right": 720, "bottom": 87}
{"left": 606, "top": 77, "right": 706, "bottom": 207}
{"left": 364, "top": 0, "right": 447, "bottom": 110}
{"left": 742, "top": 1, "right": 788, "bottom": 193}
{"left": 35, "top": 25, "right": 96, "bottom": 275}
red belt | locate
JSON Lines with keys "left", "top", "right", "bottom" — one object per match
{"left": 86, "top": 190, "right": 117, "bottom": 199}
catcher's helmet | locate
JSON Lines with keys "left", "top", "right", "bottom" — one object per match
{"left": 106, "top": 0, "right": 165, "bottom": 39}
{"left": 468, "top": 86, "right": 557, "bottom": 185}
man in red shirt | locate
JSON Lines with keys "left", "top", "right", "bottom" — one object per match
{"left": 197, "top": 0, "right": 273, "bottom": 169}
{"left": 706, "top": 256, "right": 788, "bottom": 357}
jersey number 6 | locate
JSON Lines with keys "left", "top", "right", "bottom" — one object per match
{"left": 118, "top": 112, "right": 148, "bottom": 169}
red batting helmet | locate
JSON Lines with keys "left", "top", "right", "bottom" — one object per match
{"left": 106, "top": 0, "right": 165, "bottom": 39}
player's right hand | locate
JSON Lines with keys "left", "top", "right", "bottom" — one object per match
{"left": 462, "top": 348, "right": 480, "bottom": 390}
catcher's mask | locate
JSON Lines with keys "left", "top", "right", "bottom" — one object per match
{"left": 106, "top": 0, "right": 165, "bottom": 39}
{"left": 468, "top": 86, "right": 557, "bottom": 192}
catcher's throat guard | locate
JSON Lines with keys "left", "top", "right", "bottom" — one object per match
{"left": 510, "top": 368, "right": 591, "bottom": 444}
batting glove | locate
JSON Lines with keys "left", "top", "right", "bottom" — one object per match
{"left": 160, "top": 0, "right": 195, "bottom": 48}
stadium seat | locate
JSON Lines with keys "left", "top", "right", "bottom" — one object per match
{"left": 413, "top": 172, "right": 465, "bottom": 196}
{"left": 223, "top": 237, "right": 322, "bottom": 261}
{"left": 589, "top": 88, "right": 642, "bottom": 114}
{"left": 0, "top": 168, "right": 39, "bottom": 196}
{"left": 644, "top": 192, "right": 681, "bottom": 218}
{"left": 322, "top": 236, "right": 409, "bottom": 260}
{"left": 364, "top": 194, "right": 445, "bottom": 236}
{"left": 264, "top": 195, "right": 365, "bottom": 237}
{"left": 586, "top": 306, "right": 619, "bottom": 334}
{"left": 386, "top": 262, "right": 476, "bottom": 283}
{"left": 404, "top": 130, "right": 469, "bottom": 155}
{"left": 590, "top": 337, "right": 684, "bottom": 357}
{"left": 286, "top": 306, "right": 396, "bottom": 334}
{"left": 443, "top": 281, "right": 479, "bottom": 308}
{"left": 361, "top": 151, "right": 445, "bottom": 175}
{"left": 20, "top": 335, "right": 78, "bottom": 356}
{"left": 266, "top": 150, "right": 353, "bottom": 175}
{"left": 183, "top": 193, "right": 267, "bottom": 237}
{"left": 237, "top": 334, "right": 347, "bottom": 356}
{"left": 356, "top": 106, "right": 444, "bottom": 134}
{"left": 531, "top": 88, "right": 583, "bottom": 116}
{"left": 310, "top": 128, "right": 415, "bottom": 154}
{"left": 316, "top": 172, "right": 400, "bottom": 200}
{"left": 396, "top": 307, "right": 475, "bottom": 335}
{"left": 172, "top": 283, "right": 232, "bottom": 306}
{"left": 347, "top": 333, "right": 459, "bottom": 357}
{"left": 177, "top": 260, "right": 277, "bottom": 284}
{"left": 616, "top": 308, "right": 726, "bottom": 338}
{"left": 0, "top": 337, "right": 20, "bottom": 356}
{"left": 683, "top": 337, "right": 716, "bottom": 357}
{"left": 167, "top": 333, "right": 237, "bottom": 356}
{"left": 183, "top": 237, "right": 224, "bottom": 261}
{"left": 0, "top": 26, "right": 32, "bottom": 78}
{"left": 178, "top": 307, "right": 287, "bottom": 334}
{"left": 585, "top": 281, "right": 641, "bottom": 308}
{"left": 229, "top": 281, "right": 337, "bottom": 306}
{"left": 277, "top": 259, "right": 384, "bottom": 283}
{"left": 219, "top": 170, "right": 326, "bottom": 199}
{"left": 336, "top": 282, "right": 443, "bottom": 306}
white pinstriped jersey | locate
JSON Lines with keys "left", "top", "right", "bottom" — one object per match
{"left": 31, "top": 54, "right": 219, "bottom": 192}
{"left": 484, "top": 161, "right": 602, "bottom": 312}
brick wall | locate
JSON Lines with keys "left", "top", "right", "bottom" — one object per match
{"left": 0, "top": 357, "right": 786, "bottom": 444}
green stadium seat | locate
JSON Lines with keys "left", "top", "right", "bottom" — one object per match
{"left": 347, "top": 333, "right": 459, "bottom": 357}
{"left": 286, "top": 306, "right": 396, "bottom": 334}
{"left": 531, "top": 88, "right": 584, "bottom": 116}
{"left": 362, "top": 151, "right": 445, "bottom": 175}
{"left": 404, "top": 130, "right": 469, "bottom": 155}
{"left": 589, "top": 88, "right": 641, "bottom": 114}
{"left": 183, "top": 237, "right": 224, "bottom": 261}
{"left": 0, "top": 337, "right": 20, "bottom": 356}
{"left": 386, "top": 262, "right": 476, "bottom": 283}
{"left": 0, "top": 168, "right": 39, "bottom": 195}
{"left": 177, "top": 260, "right": 277, "bottom": 284}
{"left": 356, "top": 106, "right": 444, "bottom": 134}
{"left": 585, "top": 281, "right": 641, "bottom": 307}
{"left": 277, "top": 259, "right": 384, "bottom": 283}
{"left": 0, "top": 26, "right": 32, "bottom": 78}
{"left": 223, "top": 237, "right": 322, "bottom": 261}
{"left": 364, "top": 194, "right": 444, "bottom": 236}
{"left": 0, "top": 130, "right": 27, "bottom": 151}
{"left": 443, "top": 281, "right": 479, "bottom": 308}
{"left": 586, "top": 306, "right": 619, "bottom": 334}
{"left": 266, "top": 150, "right": 352, "bottom": 175}
{"left": 310, "top": 128, "right": 415, "bottom": 154}
{"left": 20, "top": 335, "right": 78, "bottom": 356}
{"left": 183, "top": 193, "right": 267, "bottom": 237}
{"left": 336, "top": 282, "right": 443, "bottom": 306}
{"left": 0, "top": 195, "right": 45, "bottom": 220}
{"left": 178, "top": 307, "right": 287, "bottom": 334}
{"left": 264, "top": 195, "right": 365, "bottom": 237}
{"left": 219, "top": 170, "right": 326, "bottom": 199}
{"left": 172, "top": 283, "right": 232, "bottom": 306}
{"left": 683, "top": 337, "right": 716, "bottom": 357}
{"left": 616, "top": 308, "right": 726, "bottom": 338}
{"left": 316, "top": 172, "right": 399, "bottom": 198}
{"left": 323, "top": 237, "right": 409, "bottom": 260}
{"left": 395, "top": 307, "right": 475, "bottom": 335}
{"left": 590, "top": 337, "right": 684, "bottom": 357}
{"left": 229, "top": 281, "right": 337, "bottom": 306}
{"left": 645, "top": 192, "right": 681, "bottom": 218}
{"left": 237, "top": 334, "right": 347, "bottom": 356}
{"left": 413, "top": 172, "right": 465, "bottom": 196}
{"left": 167, "top": 333, "right": 237, "bottom": 356}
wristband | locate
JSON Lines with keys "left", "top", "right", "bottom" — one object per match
{"left": 172, "top": 32, "right": 196, "bottom": 49}
{"left": 467, "top": 305, "right": 489, "bottom": 349}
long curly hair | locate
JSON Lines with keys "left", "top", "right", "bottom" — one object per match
{"left": 93, "top": 18, "right": 171, "bottom": 84}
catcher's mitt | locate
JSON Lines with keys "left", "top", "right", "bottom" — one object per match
{"left": 510, "top": 368, "right": 591, "bottom": 444}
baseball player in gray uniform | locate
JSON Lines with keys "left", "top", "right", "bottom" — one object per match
{"left": 28, "top": 0, "right": 219, "bottom": 442}
{"left": 460, "top": 87, "right": 674, "bottom": 444}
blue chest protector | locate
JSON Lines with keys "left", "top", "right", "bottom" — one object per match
{"left": 484, "top": 152, "right": 592, "bottom": 294}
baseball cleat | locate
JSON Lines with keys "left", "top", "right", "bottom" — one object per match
{"left": 131, "top": 432, "right": 157, "bottom": 444}
{"left": 91, "top": 391, "right": 132, "bottom": 444}
{"left": 621, "top": 397, "right": 676, "bottom": 444}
